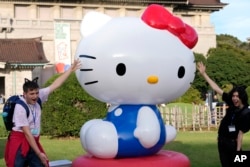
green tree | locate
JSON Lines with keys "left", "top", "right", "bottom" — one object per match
{"left": 191, "top": 34, "right": 250, "bottom": 103}
{"left": 172, "top": 86, "right": 203, "bottom": 104}
{"left": 203, "top": 49, "right": 249, "bottom": 102}
{"left": 193, "top": 53, "right": 208, "bottom": 97}
{"left": 207, "top": 47, "right": 250, "bottom": 87}
{"left": 41, "top": 73, "right": 107, "bottom": 137}
{"left": 246, "top": 86, "right": 250, "bottom": 105}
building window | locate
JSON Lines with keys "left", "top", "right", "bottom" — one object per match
{"left": 104, "top": 8, "right": 119, "bottom": 17}
{"left": 38, "top": 5, "right": 53, "bottom": 20}
{"left": 82, "top": 7, "right": 98, "bottom": 16}
{"left": 125, "top": 9, "right": 140, "bottom": 17}
{"left": 14, "top": 5, "right": 30, "bottom": 19}
{"left": 61, "top": 6, "right": 75, "bottom": 19}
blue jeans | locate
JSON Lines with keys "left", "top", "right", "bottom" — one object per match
{"left": 14, "top": 146, "right": 44, "bottom": 167}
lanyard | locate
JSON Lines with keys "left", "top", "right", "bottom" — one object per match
{"left": 231, "top": 113, "right": 235, "bottom": 125}
{"left": 28, "top": 105, "right": 36, "bottom": 125}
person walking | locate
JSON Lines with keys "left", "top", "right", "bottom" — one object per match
{"left": 197, "top": 61, "right": 250, "bottom": 167}
{"left": 4, "top": 59, "right": 81, "bottom": 167}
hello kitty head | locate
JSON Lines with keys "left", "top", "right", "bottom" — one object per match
{"left": 75, "top": 4, "right": 198, "bottom": 105}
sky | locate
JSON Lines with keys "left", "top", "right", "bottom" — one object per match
{"left": 210, "top": 0, "right": 250, "bottom": 42}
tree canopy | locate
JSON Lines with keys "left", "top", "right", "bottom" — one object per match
{"left": 193, "top": 34, "right": 250, "bottom": 103}
{"left": 41, "top": 73, "right": 107, "bottom": 137}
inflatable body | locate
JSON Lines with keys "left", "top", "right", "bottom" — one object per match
{"left": 75, "top": 4, "right": 198, "bottom": 159}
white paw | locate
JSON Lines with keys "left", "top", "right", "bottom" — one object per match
{"left": 165, "top": 125, "right": 177, "bottom": 144}
{"left": 80, "top": 119, "right": 118, "bottom": 158}
{"left": 134, "top": 106, "right": 160, "bottom": 148}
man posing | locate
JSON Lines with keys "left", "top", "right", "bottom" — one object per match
{"left": 4, "top": 59, "right": 81, "bottom": 167}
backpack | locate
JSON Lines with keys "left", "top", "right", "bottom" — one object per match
{"left": 1, "top": 95, "right": 42, "bottom": 131}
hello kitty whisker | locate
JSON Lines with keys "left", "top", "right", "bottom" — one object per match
{"left": 79, "top": 55, "right": 96, "bottom": 59}
{"left": 80, "top": 69, "right": 93, "bottom": 71}
{"left": 85, "top": 81, "right": 98, "bottom": 85}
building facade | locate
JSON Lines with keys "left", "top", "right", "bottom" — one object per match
{"left": 0, "top": 0, "right": 226, "bottom": 99}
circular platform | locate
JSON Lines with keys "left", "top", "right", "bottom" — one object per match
{"left": 72, "top": 150, "right": 190, "bottom": 167}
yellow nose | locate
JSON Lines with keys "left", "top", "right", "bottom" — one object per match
{"left": 147, "top": 75, "right": 158, "bottom": 84}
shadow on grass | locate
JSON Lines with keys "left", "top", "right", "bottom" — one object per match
{"left": 164, "top": 140, "right": 220, "bottom": 167}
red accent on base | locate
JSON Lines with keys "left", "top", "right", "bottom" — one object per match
{"left": 72, "top": 150, "right": 190, "bottom": 167}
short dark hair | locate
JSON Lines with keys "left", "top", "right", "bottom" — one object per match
{"left": 229, "top": 85, "right": 249, "bottom": 106}
{"left": 23, "top": 77, "right": 39, "bottom": 93}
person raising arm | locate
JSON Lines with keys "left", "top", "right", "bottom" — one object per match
{"left": 4, "top": 59, "right": 81, "bottom": 167}
{"left": 196, "top": 62, "right": 223, "bottom": 96}
{"left": 49, "top": 59, "right": 81, "bottom": 94}
{"left": 197, "top": 61, "right": 250, "bottom": 167}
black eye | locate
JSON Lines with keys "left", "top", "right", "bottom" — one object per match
{"left": 178, "top": 66, "right": 185, "bottom": 78}
{"left": 116, "top": 63, "right": 126, "bottom": 76}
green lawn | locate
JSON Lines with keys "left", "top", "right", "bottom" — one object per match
{"left": 1, "top": 103, "right": 249, "bottom": 166}
{"left": 165, "top": 131, "right": 220, "bottom": 167}
{"left": 2, "top": 131, "right": 250, "bottom": 167}
{"left": 166, "top": 102, "right": 194, "bottom": 111}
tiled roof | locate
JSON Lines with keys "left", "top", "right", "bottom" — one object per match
{"left": 174, "top": 0, "right": 227, "bottom": 11}
{"left": 188, "top": 0, "right": 227, "bottom": 5}
{"left": 0, "top": 37, "right": 49, "bottom": 65}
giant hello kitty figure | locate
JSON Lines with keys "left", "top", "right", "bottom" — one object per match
{"left": 75, "top": 4, "right": 198, "bottom": 159}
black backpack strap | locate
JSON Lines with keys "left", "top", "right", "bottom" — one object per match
{"left": 37, "top": 98, "right": 42, "bottom": 109}
{"left": 16, "top": 99, "right": 30, "bottom": 117}
{"left": 16, "top": 98, "right": 42, "bottom": 118}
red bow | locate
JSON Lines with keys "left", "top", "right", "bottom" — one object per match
{"left": 141, "top": 4, "right": 198, "bottom": 49}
